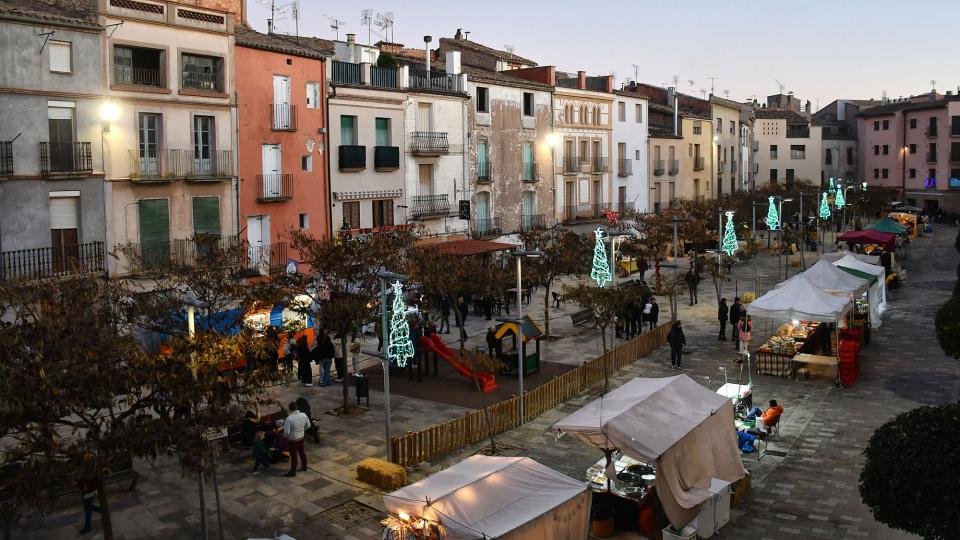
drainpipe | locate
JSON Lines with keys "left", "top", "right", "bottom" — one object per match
{"left": 326, "top": 83, "right": 336, "bottom": 238}
{"left": 233, "top": 91, "right": 241, "bottom": 241}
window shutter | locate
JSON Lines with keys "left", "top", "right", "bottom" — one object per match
{"left": 350, "top": 201, "right": 360, "bottom": 227}
{"left": 139, "top": 199, "right": 170, "bottom": 243}
{"left": 192, "top": 197, "right": 220, "bottom": 236}
{"left": 49, "top": 197, "right": 79, "bottom": 229}
{"left": 384, "top": 200, "right": 394, "bottom": 226}
{"left": 376, "top": 118, "right": 390, "bottom": 146}
{"left": 50, "top": 42, "right": 71, "bottom": 72}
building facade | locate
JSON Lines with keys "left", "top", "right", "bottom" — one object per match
{"left": 812, "top": 99, "right": 875, "bottom": 188}
{"left": 711, "top": 96, "right": 748, "bottom": 197}
{"left": 0, "top": 4, "right": 107, "bottom": 280}
{"left": 99, "top": 0, "right": 238, "bottom": 274}
{"left": 611, "top": 91, "right": 649, "bottom": 213}
{"left": 235, "top": 27, "right": 329, "bottom": 271}
{"left": 753, "top": 108, "right": 823, "bottom": 187}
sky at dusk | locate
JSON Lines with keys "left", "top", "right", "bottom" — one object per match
{"left": 247, "top": 0, "right": 960, "bottom": 109}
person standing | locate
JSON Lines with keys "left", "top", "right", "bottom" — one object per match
{"left": 282, "top": 335, "right": 296, "bottom": 377}
{"left": 648, "top": 298, "right": 660, "bottom": 331}
{"left": 667, "top": 321, "right": 686, "bottom": 369}
{"left": 77, "top": 475, "right": 100, "bottom": 534}
{"left": 729, "top": 297, "right": 743, "bottom": 349}
{"left": 283, "top": 401, "right": 310, "bottom": 477}
{"left": 439, "top": 297, "right": 451, "bottom": 334}
{"left": 456, "top": 296, "right": 468, "bottom": 341}
{"left": 737, "top": 315, "right": 753, "bottom": 356}
{"left": 315, "top": 333, "right": 335, "bottom": 387}
{"left": 718, "top": 298, "right": 728, "bottom": 341}
{"left": 252, "top": 431, "right": 270, "bottom": 474}
{"left": 296, "top": 335, "right": 312, "bottom": 386}
{"left": 684, "top": 268, "right": 700, "bottom": 305}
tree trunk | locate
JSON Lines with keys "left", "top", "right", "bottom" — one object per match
{"left": 542, "top": 282, "right": 552, "bottom": 338}
{"left": 339, "top": 335, "right": 350, "bottom": 414}
{"left": 600, "top": 325, "right": 609, "bottom": 394}
{"left": 95, "top": 476, "right": 113, "bottom": 540}
{"left": 471, "top": 370, "right": 497, "bottom": 454}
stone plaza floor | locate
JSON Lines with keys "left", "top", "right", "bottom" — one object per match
{"left": 14, "top": 226, "right": 960, "bottom": 539}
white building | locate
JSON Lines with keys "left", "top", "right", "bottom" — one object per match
{"left": 753, "top": 108, "right": 823, "bottom": 187}
{"left": 711, "top": 96, "right": 749, "bottom": 196}
{"left": 611, "top": 91, "right": 650, "bottom": 213}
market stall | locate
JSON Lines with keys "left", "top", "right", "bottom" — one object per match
{"left": 778, "top": 259, "right": 873, "bottom": 326}
{"left": 887, "top": 211, "right": 919, "bottom": 237}
{"left": 833, "top": 253, "right": 888, "bottom": 314}
{"left": 746, "top": 275, "right": 852, "bottom": 379}
{"left": 837, "top": 229, "right": 896, "bottom": 252}
{"left": 867, "top": 217, "right": 908, "bottom": 235}
{"left": 382, "top": 455, "right": 590, "bottom": 540}
{"left": 554, "top": 375, "right": 745, "bottom": 535}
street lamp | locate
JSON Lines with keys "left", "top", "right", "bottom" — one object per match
{"left": 777, "top": 198, "right": 793, "bottom": 279}
{"left": 374, "top": 270, "right": 408, "bottom": 462}
{"left": 494, "top": 250, "right": 542, "bottom": 424}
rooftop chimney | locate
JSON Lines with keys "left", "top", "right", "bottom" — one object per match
{"left": 605, "top": 75, "right": 614, "bottom": 93}
{"left": 464, "top": 31, "right": 470, "bottom": 40}
{"left": 445, "top": 51, "right": 461, "bottom": 75}
{"left": 578, "top": 70, "right": 586, "bottom": 90}
{"left": 455, "top": 28, "right": 463, "bottom": 40}
{"left": 346, "top": 33, "right": 356, "bottom": 63}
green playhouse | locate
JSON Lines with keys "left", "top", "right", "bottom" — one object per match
{"left": 493, "top": 315, "right": 542, "bottom": 376}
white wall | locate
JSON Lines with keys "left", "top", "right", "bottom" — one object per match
{"left": 611, "top": 94, "right": 649, "bottom": 211}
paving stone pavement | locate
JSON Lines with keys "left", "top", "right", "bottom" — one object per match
{"left": 14, "top": 227, "right": 960, "bottom": 539}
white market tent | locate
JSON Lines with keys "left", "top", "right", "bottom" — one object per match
{"left": 821, "top": 250, "right": 880, "bottom": 265}
{"left": 553, "top": 375, "right": 745, "bottom": 528}
{"left": 383, "top": 455, "right": 590, "bottom": 540}
{"left": 833, "top": 252, "right": 888, "bottom": 316}
{"left": 776, "top": 259, "right": 875, "bottom": 325}
{"left": 748, "top": 272, "right": 852, "bottom": 322}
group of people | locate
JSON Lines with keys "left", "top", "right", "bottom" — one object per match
{"left": 245, "top": 399, "right": 317, "bottom": 477}
{"left": 276, "top": 330, "right": 357, "bottom": 388}
{"left": 717, "top": 297, "right": 753, "bottom": 355}
{"left": 617, "top": 294, "right": 660, "bottom": 339}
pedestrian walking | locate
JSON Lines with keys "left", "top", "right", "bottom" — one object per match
{"left": 332, "top": 333, "right": 346, "bottom": 382}
{"left": 282, "top": 401, "right": 310, "bottom": 477}
{"left": 667, "top": 320, "right": 686, "bottom": 369}
{"left": 77, "top": 475, "right": 100, "bottom": 534}
{"left": 730, "top": 297, "right": 743, "bottom": 349}
{"left": 252, "top": 431, "right": 270, "bottom": 474}
{"left": 315, "top": 333, "right": 334, "bottom": 387}
{"left": 648, "top": 298, "right": 660, "bottom": 331}
{"left": 456, "top": 296, "right": 468, "bottom": 341}
{"left": 296, "top": 335, "right": 312, "bottom": 386}
{"left": 737, "top": 315, "right": 753, "bottom": 356}
{"left": 718, "top": 298, "right": 728, "bottom": 341}
{"left": 684, "top": 267, "right": 700, "bottom": 305}
{"left": 439, "top": 297, "right": 451, "bottom": 334}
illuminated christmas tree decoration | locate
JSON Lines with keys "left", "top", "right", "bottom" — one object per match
{"left": 829, "top": 177, "right": 836, "bottom": 193}
{"left": 722, "top": 211, "right": 738, "bottom": 256}
{"left": 591, "top": 228, "right": 612, "bottom": 288}
{"left": 387, "top": 281, "right": 414, "bottom": 367}
{"left": 766, "top": 196, "right": 780, "bottom": 231}
{"left": 835, "top": 185, "right": 845, "bottom": 208}
{"left": 820, "top": 192, "right": 832, "bottom": 219}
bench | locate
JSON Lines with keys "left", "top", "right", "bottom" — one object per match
{"left": 570, "top": 309, "right": 595, "bottom": 327}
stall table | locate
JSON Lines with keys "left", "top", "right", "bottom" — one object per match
{"left": 754, "top": 322, "right": 825, "bottom": 377}
{"left": 586, "top": 455, "right": 662, "bottom": 535}
{"left": 790, "top": 353, "right": 839, "bottom": 383}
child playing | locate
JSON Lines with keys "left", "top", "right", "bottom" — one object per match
{"left": 252, "top": 431, "right": 270, "bottom": 474}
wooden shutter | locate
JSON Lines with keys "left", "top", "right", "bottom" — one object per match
{"left": 50, "top": 41, "right": 71, "bottom": 72}
{"left": 384, "top": 200, "right": 394, "bottom": 226}
{"left": 139, "top": 199, "right": 170, "bottom": 243}
{"left": 192, "top": 196, "right": 220, "bottom": 237}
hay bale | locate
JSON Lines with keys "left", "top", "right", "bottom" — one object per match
{"left": 790, "top": 259, "right": 801, "bottom": 267}
{"left": 357, "top": 458, "right": 406, "bottom": 491}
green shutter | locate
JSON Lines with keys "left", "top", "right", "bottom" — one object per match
{"left": 375, "top": 118, "right": 390, "bottom": 146}
{"left": 138, "top": 198, "right": 169, "bottom": 268}
{"left": 341, "top": 115, "right": 356, "bottom": 145}
{"left": 192, "top": 197, "right": 220, "bottom": 237}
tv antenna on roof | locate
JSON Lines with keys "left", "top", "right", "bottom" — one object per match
{"left": 723, "top": 89, "right": 730, "bottom": 98}
{"left": 361, "top": 9, "right": 373, "bottom": 44}
{"left": 631, "top": 64, "right": 639, "bottom": 82}
{"left": 707, "top": 77, "right": 718, "bottom": 96}
{"left": 700, "top": 88, "right": 707, "bottom": 98}
{"left": 930, "top": 79, "right": 937, "bottom": 92}
{"left": 504, "top": 44, "right": 515, "bottom": 54}
{"left": 324, "top": 14, "right": 346, "bottom": 40}
{"left": 375, "top": 12, "right": 395, "bottom": 42}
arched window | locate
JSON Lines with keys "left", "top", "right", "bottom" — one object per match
{"left": 580, "top": 105, "right": 587, "bottom": 125}
{"left": 594, "top": 106, "right": 602, "bottom": 125}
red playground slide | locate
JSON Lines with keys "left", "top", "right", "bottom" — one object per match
{"left": 419, "top": 334, "right": 498, "bottom": 393}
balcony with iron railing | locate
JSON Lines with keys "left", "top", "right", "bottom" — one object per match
{"left": 1, "top": 241, "right": 105, "bottom": 281}
{"left": 522, "top": 161, "right": 538, "bottom": 182}
{"left": 667, "top": 160, "right": 679, "bottom": 175}
{"left": 257, "top": 173, "right": 293, "bottom": 202}
{"left": 410, "top": 194, "right": 450, "bottom": 218}
{"left": 125, "top": 236, "right": 247, "bottom": 273}
{"left": 271, "top": 103, "right": 297, "bottom": 131}
{"left": 182, "top": 70, "right": 223, "bottom": 93}
{"left": 114, "top": 65, "right": 165, "bottom": 88}
{"left": 790, "top": 150, "right": 806, "bottom": 160}
{"left": 618, "top": 158, "right": 633, "bottom": 177}
{"left": 753, "top": 163, "right": 759, "bottom": 174}
{"left": 339, "top": 145, "right": 366, "bottom": 171}
{"left": 563, "top": 154, "right": 579, "bottom": 174}
{"left": 0, "top": 141, "right": 12, "bottom": 175}
{"left": 731, "top": 160, "right": 738, "bottom": 173}
{"left": 40, "top": 142, "right": 93, "bottom": 175}
{"left": 129, "top": 148, "right": 232, "bottom": 180}
{"left": 243, "top": 241, "right": 288, "bottom": 274}
{"left": 591, "top": 156, "right": 608, "bottom": 173}
{"left": 653, "top": 159, "right": 665, "bottom": 176}
{"left": 927, "top": 152, "right": 938, "bottom": 163}
{"left": 411, "top": 132, "right": 449, "bottom": 155}
{"left": 370, "top": 66, "right": 397, "bottom": 88}
{"left": 521, "top": 214, "right": 546, "bottom": 232}
{"left": 374, "top": 146, "right": 400, "bottom": 170}
{"left": 561, "top": 203, "right": 609, "bottom": 224}
{"left": 332, "top": 60, "right": 362, "bottom": 85}
{"left": 753, "top": 141, "right": 759, "bottom": 151}
{"left": 476, "top": 160, "right": 492, "bottom": 183}
{"left": 408, "top": 68, "right": 464, "bottom": 93}
{"left": 926, "top": 125, "right": 938, "bottom": 137}
{"left": 693, "top": 157, "right": 704, "bottom": 171}
{"left": 471, "top": 217, "right": 501, "bottom": 239}
{"left": 717, "top": 160, "right": 725, "bottom": 173}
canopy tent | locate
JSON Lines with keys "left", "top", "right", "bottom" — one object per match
{"left": 867, "top": 217, "right": 907, "bottom": 235}
{"left": 553, "top": 375, "right": 745, "bottom": 528}
{"left": 833, "top": 253, "right": 888, "bottom": 314}
{"left": 777, "top": 259, "right": 869, "bottom": 297}
{"left": 837, "top": 229, "right": 896, "bottom": 251}
{"left": 747, "top": 273, "right": 852, "bottom": 322}
{"left": 821, "top": 250, "right": 880, "bottom": 265}
{"left": 384, "top": 455, "right": 590, "bottom": 540}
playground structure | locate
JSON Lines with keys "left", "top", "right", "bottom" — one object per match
{"left": 491, "top": 315, "right": 542, "bottom": 377}
{"left": 419, "top": 333, "right": 499, "bottom": 393}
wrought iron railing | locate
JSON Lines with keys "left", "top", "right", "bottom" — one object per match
{"left": 182, "top": 70, "right": 222, "bottom": 92}
{"left": 618, "top": 159, "right": 633, "bottom": 177}
{"left": 653, "top": 159, "right": 665, "bottom": 176}
{"left": 411, "top": 132, "right": 449, "bottom": 154}
{"left": 131, "top": 236, "right": 243, "bottom": 272}
{"left": 1, "top": 242, "right": 105, "bottom": 281}
{"left": 370, "top": 66, "right": 397, "bottom": 88}
{"left": 114, "top": 65, "right": 164, "bottom": 87}
{"left": 561, "top": 203, "right": 609, "bottom": 223}
{"left": 374, "top": 146, "right": 400, "bottom": 170}
{"left": 693, "top": 157, "right": 705, "bottom": 171}
{"left": 471, "top": 217, "right": 501, "bottom": 239}
{"left": 339, "top": 145, "right": 366, "bottom": 170}
{"left": 271, "top": 103, "right": 297, "bottom": 131}
{"left": 410, "top": 194, "right": 450, "bottom": 218}
{"left": 0, "top": 141, "right": 13, "bottom": 175}
{"left": 243, "top": 242, "right": 287, "bottom": 273}
{"left": 408, "top": 68, "right": 464, "bottom": 93}
{"left": 161, "top": 148, "right": 232, "bottom": 178}
{"left": 257, "top": 173, "right": 293, "bottom": 201}
{"left": 926, "top": 125, "right": 938, "bottom": 137}
{"left": 520, "top": 214, "right": 545, "bottom": 232}
{"left": 40, "top": 142, "right": 93, "bottom": 175}
{"left": 522, "top": 161, "right": 538, "bottom": 182}
{"left": 591, "top": 156, "right": 608, "bottom": 173}
{"left": 563, "top": 154, "right": 579, "bottom": 174}
{"left": 332, "top": 61, "right": 362, "bottom": 84}
{"left": 476, "top": 160, "right": 492, "bottom": 182}
{"left": 667, "top": 160, "right": 679, "bottom": 175}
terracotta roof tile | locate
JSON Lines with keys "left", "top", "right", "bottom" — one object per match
{"left": 0, "top": 0, "right": 100, "bottom": 29}
{"left": 235, "top": 26, "right": 326, "bottom": 59}
{"left": 438, "top": 37, "right": 537, "bottom": 66}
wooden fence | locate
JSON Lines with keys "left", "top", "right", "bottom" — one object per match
{"left": 390, "top": 322, "right": 674, "bottom": 467}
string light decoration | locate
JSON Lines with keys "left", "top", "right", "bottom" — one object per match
{"left": 386, "top": 281, "right": 414, "bottom": 367}
{"left": 765, "top": 196, "right": 780, "bottom": 231}
{"left": 721, "top": 211, "right": 738, "bottom": 256}
{"left": 819, "top": 192, "right": 832, "bottom": 219}
{"left": 835, "top": 184, "right": 845, "bottom": 208}
{"left": 590, "top": 228, "right": 612, "bottom": 288}
{"left": 829, "top": 177, "right": 836, "bottom": 193}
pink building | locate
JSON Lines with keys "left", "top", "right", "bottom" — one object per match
{"left": 859, "top": 92, "right": 960, "bottom": 212}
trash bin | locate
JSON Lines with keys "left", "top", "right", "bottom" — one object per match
{"left": 354, "top": 373, "right": 369, "bottom": 407}
{"left": 590, "top": 506, "right": 615, "bottom": 538}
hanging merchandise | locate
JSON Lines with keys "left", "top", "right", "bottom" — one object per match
{"left": 722, "top": 211, "right": 738, "bottom": 256}
{"left": 835, "top": 185, "right": 845, "bottom": 209}
{"left": 820, "top": 192, "right": 832, "bottom": 219}
{"left": 387, "top": 281, "right": 414, "bottom": 367}
{"left": 591, "top": 228, "right": 612, "bottom": 288}
{"left": 766, "top": 196, "right": 780, "bottom": 231}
